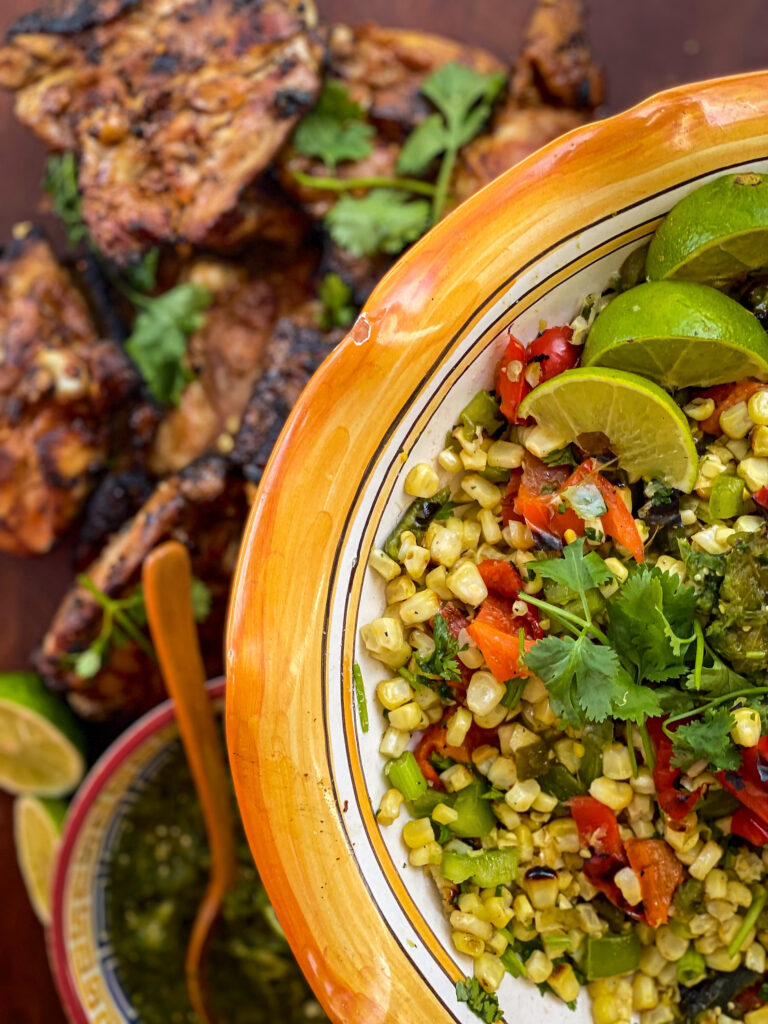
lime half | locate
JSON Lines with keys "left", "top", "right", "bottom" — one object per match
{"left": 582, "top": 280, "right": 768, "bottom": 389}
{"left": 517, "top": 367, "right": 699, "bottom": 491}
{"left": 14, "top": 794, "right": 66, "bottom": 925}
{"left": 646, "top": 172, "right": 768, "bottom": 284}
{"left": 0, "top": 673, "right": 85, "bottom": 796}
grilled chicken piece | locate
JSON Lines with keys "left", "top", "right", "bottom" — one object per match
{"left": 37, "top": 304, "right": 343, "bottom": 721}
{"left": 453, "top": 0, "right": 603, "bottom": 202}
{"left": 0, "top": 230, "right": 138, "bottom": 556}
{"left": 0, "top": 0, "right": 321, "bottom": 263}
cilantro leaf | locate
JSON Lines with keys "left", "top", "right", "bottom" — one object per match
{"left": 684, "top": 642, "right": 748, "bottom": 696}
{"left": 317, "top": 272, "right": 356, "bottom": 330}
{"left": 122, "top": 248, "right": 160, "bottom": 294}
{"left": 672, "top": 705, "right": 742, "bottom": 771}
{"left": 397, "top": 113, "right": 449, "bottom": 176}
{"left": 530, "top": 538, "right": 612, "bottom": 597}
{"left": 541, "top": 446, "right": 578, "bottom": 467}
{"left": 324, "top": 189, "right": 431, "bottom": 257}
{"left": 455, "top": 976, "right": 502, "bottom": 1023}
{"left": 677, "top": 538, "right": 726, "bottom": 615}
{"left": 44, "top": 153, "right": 88, "bottom": 246}
{"left": 293, "top": 81, "right": 375, "bottom": 169}
{"left": 607, "top": 566, "right": 696, "bottom": 683}
{"left": 125, "top": 283, "right": 212, "bottom": 405}
{"left": 416, "top": 613, "right": 461, "bottom": 682}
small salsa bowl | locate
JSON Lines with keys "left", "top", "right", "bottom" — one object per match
{"left": 48, "top": 681, "right": 227, "bottom": 1023}
{"left": 226, "top": 73, "right": 768, "bottom": 1024}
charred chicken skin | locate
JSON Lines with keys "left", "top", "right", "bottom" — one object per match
{"left": 0, "top": 230, "right": 138, "bottom": 556}
{"left": 0, "top": 0, "right": 321, "bottom": 263}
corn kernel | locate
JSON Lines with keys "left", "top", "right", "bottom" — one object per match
{"left": 429, "top": 524, "right": 463, "bottom": 568}
{"left": 523, "top": 424, "right": 570, "bottom": 460}
{"left": 603, "top": 743, "right": 634, "bottom": 781}
{"left": 604, "top": 556, "right": 629, "bottom": 583}
{"left": 474, "top": 951, "right": 506, "bottom": 993}
{"left": 630, "top": 767, "right": 656, "bottom": 794}
{"left": 467, "top": 670, "right": 506, "bottom": 717}
{"left": 532, "top": 790, "right": 558, "bottom": 813}
{"left": 376, "top": 677, "right": 413, "bottom": 711}
{"left": 409, "top": 840, "right": 443, "bottom": 867}
{"left": 452, "top": 931, "right": 485, "bottom": 957}
{"left": 425, "top": 565, "right": 452, "bottom": 600}
{"left": 748, "top": 389, "right": 768, "bottom": 425}
{"left": 460, "top": 447, "right": 488, "bottom": 471}
{"left": 656, "top": 925, "right": 688, "bottom": 961}
{"left": 474, "top": 706, "right": 508, "bottom": 729}
{"left": 502, "top": 521, "right": 536, "bottom": 550}
{"left": 446, "top": 706, "right": 473, "bottom": 747}
{"left": 738, "top": 456, "right": 768, "bottom": 492}
{"left": 386, "top": 575, "right": 416, "bottom": 603}
{"left": 691, "top": 524, "right": 733, "bottom": 555}
{"left": 655, "top": 555, "right": 686, "bottom": 580}
{"left": 377, "top": 788, "right": 404, "bottom": 825}
{"left": 506, "top": 778, "right": 541, "bottom": 812}
{"left": 589, "top": 776, "right": 634, "bottom": 811}
{"left": 526, "top": 949, "right": 553, "bottom": 984}
{"left": 461, "top": 473, "right": 502, "bottom": 509}
{"left": 614, "top": 867, "right": 643, "bottom": 905}
{"left": 403, "top": 545, "right": 430, "bottom": 580}
{"left": 399, "top": 588, "right": 440, "bottom": 625}
{"left": 441, "top": 763, "right": 475, "bottom": 792}
{"left": 438, "top": 448, "right": 463, "bottom": 473}
{"left": 447, "top": 562, "right": 488, "bottom": 606}
{"left": 402, "top": 817, "right": 434, "bottom": 849}
{"left": 684, "top": 397, "right": 716, "bottom": 421}
{"left": 361, "top": 617, "right": 411, "bottom": 668}
{"left": 404, "top": 462, "right": 440, "bottom": 498}
{"left": 745, "top": 942, "right": 766, "bottom": 973}
{"left": 477, "top": 509, "right": 502, "bottom": 545}
{"left": 487, "top": 440, "right": 524, "bottom": 469}
{"left": 705, "top": 949, "right": 742, "bottom": 972}
{"left": 368, "top": 547, "right": 401, "bottom": 581}
{"left": 731, "top": 707, "right": 761, "bottom": 747}
{"left": 487, "top": 755, "right": 517, "bottom": 791}
{"left": 549, "top": 962, "right": 580, "bottom": 1003}
{"left": 633, "top": 974, "right": 658, "bottom": 1011}
{"left": 515, "top": 824, "right": 534, "bottom": 862}
{"left": 450, "top": 910, "right": 494, "bottom": 942}
{"left": 720, "top": 401, "right": 753, "bottom": 439}
{"left": 639, "top": 945, "right": 666, "bottom": 977}
{"left": 379, "top": 726, "right": 409, "bottom": 758}
{"left": 689, "top": 840, "right": 724, "bottom": 880}
{"left": 752, "top": 424, "right": 768, "bottom": 457}
{"left": 388, "top": 701, "right": 423, "bottom": 731}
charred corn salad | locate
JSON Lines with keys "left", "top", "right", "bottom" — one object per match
{"left": 360, "top": 173, "right": 768, "bottom": 1024}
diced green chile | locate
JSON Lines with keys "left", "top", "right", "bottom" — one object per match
{"left": 539, "top": 763, "right": 586, "bottom": 801}
{"left": 515, "top": 738, "right": 551, "bottom": 780}
{"left": 383, "top": 487, "right": 451, "bottom": 559}
{"left": 678, "top": 967, "right": 760, "bottom": 1023}
{"left": 709, "top": 474, "right": 750, "bottom": 520}
{"left": 696, "top": 788, "right": 740, "bottom": 819}
{"left": 579, "top": 721, "right": 613, "bottom": 787}
{"left": 448, "top": 778, "right": 496, "bottom": 838}
{"left": 459, "top": 390, "right": 503, "bottom": 435}
{"left": 408, "top": 787, "right": 452, "bottom": 818}
{"left": 441, "top": 847, "right": 519, "bottom": 887}
{"left": 384, "top": 751, "right": 427, "bottom": 800}
{"left": 676, "top": 949, "right": 707, "bottom": 987}
{"left": 584, "top": 932, "right": 641, "bottom": 980}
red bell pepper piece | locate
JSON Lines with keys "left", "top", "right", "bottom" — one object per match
{"left": 563, "top": 459, "right": 644, "bottom": 563}
{"left": 732, "top": 805, "right": 768, "bottom": 846}
{"left": 719, "top": 736, "right": 768, "bottom": 824}
{"left": 477, "top": 559, "right": 523, "bottom": 598}
{"left": 526, "top": 326, "right": 580, "bottom": 384}
{"left": 500, "top": 469, "right": 524, "bottom": 526}
{"left": 648, "top": 718, "right": 704, "bottom": 821}
{"left": 583, "top": 855, "right": 645, "bottom": 921}
{"left": 496, "top": 335, "right": 529, "bottom": 422}
{"left": 570, "top": 795, "right": 625, "bottom": 859}
{"left": 625, "top": 838, "right": 684, "bottom": 928}
{"left": 414, "top": 724, "right": 473, "bottom": 789}
{"left": 753, "top": 486, "right": 768, "bottom": 511}
{"left": 466, "top": 620, "right": 532, "bottom": 683}
{"left": 696, "top": 380, "right": 762, "bottom": 435}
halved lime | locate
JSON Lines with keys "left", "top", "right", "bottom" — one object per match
{"left": 646, "top": 172, "right": 768, "bottom": 284}
{"left": 582, "top": 280, "right": 768, "bottom": 389}
{"left": 14, "top": 794, "right": 66, "bottom": 925}
{"left": 0, "top": 673, "right": 85, "bottom": 796}
{"left": 517, "top": 367, "right": 699, "bottom": 491}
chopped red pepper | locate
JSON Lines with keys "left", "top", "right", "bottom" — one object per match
{"left": 500, "top": 469, "right": 524, "bottom": 526}
{"left": 732, "top": 805, "right": 768, "bottom": 846}
{"left": 719, "top": 736, "right": 768, "bottom": 825}
{"left": 473, "top": 588, "right": 543, "bottom": 642}
{"left": 563, "top": 459, "right": 645, "bottom": 563}
{"left": 753, "top": 486, "right": 768, "bottom": 511}
{"left": 466, "top": 620, "right": 532, "bottom": 683}
{"left": 496, "top": 335, "right": 529, "bottom": 422}
{"left": 696, "top": 380, "right": 763, "bottom": 435}
{"left": 477, "top": 559, "right": 523, "bottom": 598}
{"left": 570, "top": 795, "right": 625, "bottom": 859}
{"left": 582, "top": 855, "right": 644, "bottom": 921}
{"left": 625, "top": 838, "right": 684, "bottom": 928}
{"left": 526, "top": 326, "right": 579, "bottom": 384}
{"left": 648, "top": 717, "right": 704, "bottom": 821}
{"left": 413, "top": 724, "right": 473, "bottom": 789}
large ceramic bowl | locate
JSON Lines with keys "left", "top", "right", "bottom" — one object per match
{"left": 226, "top": 72, "right": 768, "bottom": 1024}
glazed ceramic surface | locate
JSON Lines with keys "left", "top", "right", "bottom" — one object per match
{"left": 226, "top": 72, "right": 768, "bottom": 1024}
{"left": 49, "top": 680, "right": 225, "bottom": 1024}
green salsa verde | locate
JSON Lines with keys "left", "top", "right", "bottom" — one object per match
{"left": 105, "top": 730, "right": 329, "bottom": 1024}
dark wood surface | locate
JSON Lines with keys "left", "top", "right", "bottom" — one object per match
{"left": 0, "top": 2, "right": 766, "bottom": 1021}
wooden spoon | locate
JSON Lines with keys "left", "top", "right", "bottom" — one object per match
{"left": 143, "top": 540, "right": 239, "bottom": 1024}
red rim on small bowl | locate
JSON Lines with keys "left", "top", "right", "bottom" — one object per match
{"left": 48, "top": 678, "right": 226, "bottom": 1024}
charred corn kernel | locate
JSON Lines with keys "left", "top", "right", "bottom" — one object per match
{"left": 404, "top": 462, "right": 440, "bottom": 498}
{"left": 487, "top": 756, "right": 517, "bottom": 791}
{"left": 690, "top": 840, "right": 724, "bottom": 880}
{"left": 656, "top": 925, "right": 689, "bottom": 961}
{"left": 438, "top": 447, "right": 463, "bottom": 473}
{"left": 368, "top": 548, "right": 401, "bottom": 581}
{"left": 446, "top": 562, "right": 488, "bottom": 606}
{"left": 705, "top": 949, "right": 742, "bottom": 972}
{"left": 477, "top": 509, "right": 502, "bottom": 545}
{"left": 506, "top": 778, "right": 541, "bottom": 812}
{"left": 502, "top": 521, "right": 536, "bottom": 550}
{"left": 473, "top": 951, "right": 506, "bottom": 993}
{"left": 458, "top": 892, "right": 485, "bottom": 916}
{"left": 483, "top": 897, "right": 514, "bottom": 929}
{"left": 410, "top": 840, "right": 443, "bottom": 867}
{"left": 385, "top": 575, "right": 416, "bottom": 603}
{"left": 379, "top": 726, "right": 409, "bottom": 758}
{"left": 467, "top": 671, "right": 506, "bottom": 717}
{"left": 549, "top": 963, "right": 580, "bottom": 1003}
{"left": 655, "top": 555, "right": 686, "bottom": 580}
{"left": 452, "top": 931, "right": 485, "bottom": 957}
{"left": 461, "top": 473, "right": 502, "bottom": 509}
{"left": 614, "top": 866, "right": 643, "bottom": 906}
{"left": 376, "top": 677, "right": 413, "bottom": 711}
{"left": 684, "top": 397, "right": 716, "bottom": 421}
{"left": 402, "top": 817, "right": 434, "bottom": 849}
{"left": 630, "top": 767, "right": 656, "bottom": 795}
{"left": 377, "top": 788, "right": 404, "bottom": 825}
{"left": 361, "top": 617, "right": 411, "bottom": 669}
{"left": 445, "top": 707, "right": 473, "bottom": 747}
{"left": 639, "top": 945, "right": 666, "bottom": 977}
{"left": 472, "top": 744, "right": 500, "bottom": 775}
{"left": 523, "top": 424, "right": 570, "bottom": 460}
{"left": 441, "top": 764, "right": 475, "bottom": 792}
{"left": 399, "top": 588, "right": 440, "bottom": 625}
{"left": 460, "top": 447, "right": 488, "bottom": 472}
{"left": 745, "top": 942, "right": 766, "bottom": 973}
{"left": 429, "top": 525, "right": 463, "bottom": 568}
{"left": 487, "top": 440, "right": 524, "bottom": 469}
{"left": 515, "top": 824, "right": 534, "bottom": 863}
{"left": 532, "top": 790, "right": 558, "bottom": 813}
{"left": 450, "top": 911, "right": 493, "bottom": 942}
{"left": 388, "top": 701, "right": 422, "bottom": 731}
{"left": 403, "top": 545, "right": 430, "bottom": 580}
{"left": 633, "top": 974, "right": 658, "bottom": 1011}
{"left": 739, "top": 456, "right": 768, "bottom": 492}
{"left": 749, "top": 390, "right": 768, "bottom": 425}
{"left": 603, "top": 743, "right": 634, "bottom": 780}
{"left": 589, "top": 776, "right": 634, "bottom": 812}
{"left": 731, "top": 707, "right": 761, "bottom": 747}
{"left": 691, "top": 524, "right": 733, "bottom": 555}
{"left": 720, "top": 401, "right": 753, "bottom": 439}
{"left": 525, "top": 950, "right": 553, "bottom": 984}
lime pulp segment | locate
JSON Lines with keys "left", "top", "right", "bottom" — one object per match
{"left": 14, "top": 794, "right": 66, "bottom": 925}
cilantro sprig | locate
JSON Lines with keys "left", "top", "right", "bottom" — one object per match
{"left": 317, "top": 273, "right": 357, "bottom": 330}
{"left": 455, "top": 976, "right": 502, "bottom": 1023}
{"left": 292, "top": 81, "right": 375, "bottom": 169}
{"left": 415, "top": 613, "right": 462, "bottom": 683}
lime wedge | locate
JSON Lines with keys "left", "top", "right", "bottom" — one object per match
{"left": 582, "top": 280, "right": 768, "bottom": 389}
{"left": 646, "top": 172, "right": 768, "bottom": 284}
{"left": 517, "top": 367, "right": 699, "bottom": 491}
{"left": 14, "top": 794, "right": 66, "bottom": 925}
{"left": 0, "top": 673, "right": 85, "bottom": 796}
